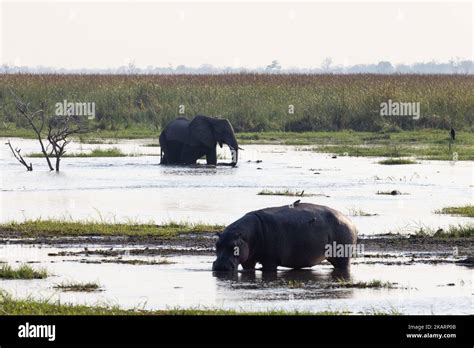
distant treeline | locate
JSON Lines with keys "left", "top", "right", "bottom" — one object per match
{"left": 1, "top": 74, "right": 473, "bottom": 133}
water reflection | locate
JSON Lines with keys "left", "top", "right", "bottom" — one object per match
{"left": 213, "top": 267, "right": 352, "bottom": 284}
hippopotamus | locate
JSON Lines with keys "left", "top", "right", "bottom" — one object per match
{"left": 212, "top": 202, "right": 358, "bottom": 272}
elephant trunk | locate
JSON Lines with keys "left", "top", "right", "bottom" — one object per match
{"left": 227, "top": 135, "right": 239, "bottom": 166}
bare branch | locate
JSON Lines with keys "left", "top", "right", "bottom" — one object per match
{"left": 5, "top": 140, "right": 33, "bottom": 171}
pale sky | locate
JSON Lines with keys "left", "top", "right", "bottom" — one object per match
{"left": 1, "top": 1, "right": 472, "bottom": 69}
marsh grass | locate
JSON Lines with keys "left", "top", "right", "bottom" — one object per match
{"left": 435, "top": 205, "right": 474, "bottom": 218}
{"left": 2, "top": 74, "right": 472, "bottom": 138}
{"left": 0, "top": 219, "right": 224, "bottom": 238}
{"left": 0, "top": 264, "right": 48, "bottom": 280}
{"left": 53, "top": 281, "right": 102, "bottom": 292}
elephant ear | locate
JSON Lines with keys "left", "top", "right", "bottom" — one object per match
{"left": 189, "top": 116, "right": 215, "bottom": 148}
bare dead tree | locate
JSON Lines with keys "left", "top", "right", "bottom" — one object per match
{"left": 5, "top": 140, "right": 33, "bottom": 171}
{"left": 46, "top": 115, "right": 82, "bottom": 171}
{"left": 9, "top": 89, "right": 86, "bottom": 172}
{"left": 10, "top": 89, "right": 54, "bottom": 170}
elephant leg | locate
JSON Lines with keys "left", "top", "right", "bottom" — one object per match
{"left": 180, "top": 145, "right": 200, "bottom": 164}
{"left": 206, "top": 148, "right": 217, "bottom": 165}
{"left": 165, "top": 141, "right": 183, "bottom": 164}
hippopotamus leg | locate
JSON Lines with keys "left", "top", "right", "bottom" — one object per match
{"left": 327, "top": 256, "right": 351, "bottom": 270}
{"left": 260, "top": 258, "right": 278, "bottom": 272}
{"left": 241, "top": 259, "right": 257, "bottom": 270}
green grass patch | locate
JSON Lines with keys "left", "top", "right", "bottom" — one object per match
{"left": 0, "top": 291, "right": 399, "bottom": 315}
{"left": 412, "top": 224, "right": 474, "bottom": 238}
{"left": 0, "top": 219, "right": 224, "bottom": 238}
{"left": 435, "top": 205, "right": 474, "bottom": 218}
{"left": 0, "top": 264, "right": 48, "bottom": 280}
{"left": 257, "top": 189, "right": 312, "bottom": 197}
{"left": 28, "top": 147, "right": 127, "bottom": 158}
{"left": 378, "top": 158, "right": 417, "bottom": 165}
{"left": 53, "top": 281, "right": 102, "bottom": 292}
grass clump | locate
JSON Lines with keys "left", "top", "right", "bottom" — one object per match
{"left": 99, "top": 258, "right": 175, "bottom": 265}
{"left": 0, "top": 264, "right": 48, "bottom": 279}
{"left": 413, "top": 224, "right": 474, "bottom": 238}
{"left": 78, "top": 148, "right": 125, "bottom": 157}
{"left": 376, "top": 190, "right": 403, "bottom": 195}
{"left": 347, "top": 208, "right": 378, "bottom": 217}
{"left": 53, "top": 281, "right": 102, "bottom": 292}
{"left": 378, "top": 158, "right": 417, "bottom": 165}
{"left": 333, "top": 279, "right": 396, "bottom": 289}
{"left": 435, "top": 205, "right": 474, "bottom": 218}
{"left": 257, "top": 189, "right": 312, "bottom": 197}
{"left": 0, "top": 219, "right": 224, "bottom": 238}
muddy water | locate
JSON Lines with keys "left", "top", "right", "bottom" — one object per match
{"left": 1, "top": 138, "right": 472, "bottom": 235}
{"left": 0, "top": 244, "right": 472, "bottom": 314}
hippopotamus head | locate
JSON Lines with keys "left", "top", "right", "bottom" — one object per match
{"left": 212, "top": 229, "right": 250, "bottom": 272}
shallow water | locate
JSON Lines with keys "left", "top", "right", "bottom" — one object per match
{"left": 0, "top": 138, "right": 472, "bottom": 314}
{"left": 1, "top": 138, "right": 472, "bottom": 235}
{"left": 0, "top": 244, "right": 471, "bottom": 314}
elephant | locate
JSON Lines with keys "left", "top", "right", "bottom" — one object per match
{"left": 212, "top": 202, "right": 358, "bottom": 272}
{"left": 159, "top": 115, "right": 239, "bottom": 166}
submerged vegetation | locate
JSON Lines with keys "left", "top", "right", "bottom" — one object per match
{"left": 53, "top": 281, "right": 103, "bottom": 292}
{"left": 257, "top": 189, "right": 312, "bottom": 197}
{"left": 347, "top": 208, "right": 378, "bottom": 217}
{"left": 378, "top": 158, "right": 417, "bottom": 165}
{"left": 0, "top": 219, "right": 223, "bottom": 238}
{"left": 332, "top": 279, "right": 397, "bottom": 289}
{"left": 435, "top": 205, "right": 474, "bottom": 218}
{"left": 0, "top": 264, "right": 48, "bottom": 279}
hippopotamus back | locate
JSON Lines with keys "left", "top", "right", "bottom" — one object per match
{"left": 213, "top": 202, "right": 358, "bottom": 272}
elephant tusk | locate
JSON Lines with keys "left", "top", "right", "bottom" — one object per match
{"left": 238, "top": 146, "right": 244, "bottom": 150}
